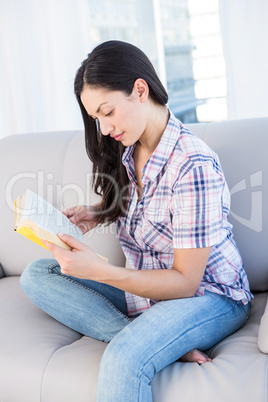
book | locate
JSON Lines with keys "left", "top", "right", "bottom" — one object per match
{"left": 14, "top": 189, "right": 107, "bottom": 260}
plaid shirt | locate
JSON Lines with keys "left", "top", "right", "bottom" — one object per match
{"left": 116, "top": 111, "right": 253, "bottom": 318}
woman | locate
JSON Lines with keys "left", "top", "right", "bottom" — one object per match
{"left": 20, "top": 40, "right": 253, "bottom": 402}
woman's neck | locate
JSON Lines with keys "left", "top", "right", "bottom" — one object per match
{"left": 138, "top": 105, "right": 170, "bottom": 155}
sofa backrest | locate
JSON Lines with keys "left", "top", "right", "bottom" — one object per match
{"left": 0, "top": 130, "right": 126, "bottom": 277}
{"left": 186, "top": 117, "right": 268, "bottom": 292}
{"left": 1, "top": 117, "right": 267, "bottom": 292}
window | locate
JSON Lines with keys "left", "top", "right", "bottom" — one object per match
{"left": 87, "top": 0, "right": 226, "bottom": 124}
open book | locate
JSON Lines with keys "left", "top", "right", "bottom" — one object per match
{"left": 14, "top": 189, "right": 107, "bottom": 260}
{"left": 14, "top": 189, "right": 85, "bottom": 250}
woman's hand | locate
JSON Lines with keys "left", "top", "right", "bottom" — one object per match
{"left": 42, "top": 233, "right": 110, "bottom": 281}
{"left": 63, "top": 204, "right": 100, "bottom": 234}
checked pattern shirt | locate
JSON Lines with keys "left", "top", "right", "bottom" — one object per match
{"left": 116, "top": 111, "right": 253, "bottom": 318}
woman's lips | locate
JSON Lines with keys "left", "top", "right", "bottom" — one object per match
{"left": 112, "top": 133, "right": 124, "bottom": 141}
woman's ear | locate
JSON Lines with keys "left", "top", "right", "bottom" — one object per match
{"left": 133, "top": 78, "right": 149, "bottom": 103}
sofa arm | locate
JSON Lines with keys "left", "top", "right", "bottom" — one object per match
{"left": 258, "top": 297, "right": 268, "bottom": 353}
{"left": 0, "top": 263, "right": 5, "bottom": 278}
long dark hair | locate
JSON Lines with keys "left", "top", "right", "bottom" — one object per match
{"left": 74, "top": 40, "right": 168, "bottom": 224}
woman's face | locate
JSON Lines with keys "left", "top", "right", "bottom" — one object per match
{"left": 80, "top": 81, "right": 149, "bottom": 147}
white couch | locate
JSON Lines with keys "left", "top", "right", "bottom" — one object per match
{"left": 0, "top": 117, "right": 267, "bottom": 401}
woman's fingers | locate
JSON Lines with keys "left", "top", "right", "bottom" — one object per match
{"left": 62, "top": 205, "right": 99, "bottom": 233}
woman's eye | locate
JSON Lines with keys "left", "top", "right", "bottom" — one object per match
{"left": 105, "top": 110, "right": 113, "bottom": 117}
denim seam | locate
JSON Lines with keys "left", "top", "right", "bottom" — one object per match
{"left": 136, "top": 305, "right": 239, "bottom": 400}
{"left": 47, "top": 262, "right": 132, "bottom": 323}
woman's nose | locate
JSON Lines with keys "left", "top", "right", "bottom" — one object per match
{"left": 99, "top": 119, "right": 114, "bottom": 136}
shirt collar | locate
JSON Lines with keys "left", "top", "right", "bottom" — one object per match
{"left": 122, "top": 110, "right": 182, "bottom": 183}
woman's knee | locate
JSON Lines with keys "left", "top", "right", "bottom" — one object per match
{"left": 20, "top": 258, "right": 57, "bottom": 295}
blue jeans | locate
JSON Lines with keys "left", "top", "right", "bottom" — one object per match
{"left": 20, "top": 258, "right": 251, "bottom": 402}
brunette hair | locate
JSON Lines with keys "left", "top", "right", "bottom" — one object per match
{"left": 74, "top": 40, "right": 168, "bottom": 224}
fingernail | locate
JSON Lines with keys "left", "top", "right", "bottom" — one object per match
{"left": 57, "top": 232, "right": 64, "bottom": 237}
{"left": 198, "top": 360, "right": 204, "bottom": 365}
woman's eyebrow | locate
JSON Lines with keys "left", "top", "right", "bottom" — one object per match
{"left": 96, "top": 102, "right": 108, "bottom": 113}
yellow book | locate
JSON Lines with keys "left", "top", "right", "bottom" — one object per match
{"left": 14, "top": 189, "right": 107, "bottom": 261}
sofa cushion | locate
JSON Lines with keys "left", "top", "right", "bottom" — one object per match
{"left": 0, "top": 275, "right": 267, "bottom": 402}
{"left": 258, "top": 296, "right": 268, "bottom": 353}
{"left": 0, "top": 276, "right": 82, "bottom": 402}
{"left": 42, "top": 334, "right": 106, "bottom": 402}
{"left": 152, "top": 292, "right": 268, "bottom": 402}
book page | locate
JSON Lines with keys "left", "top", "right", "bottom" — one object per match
{"left": 20, "top": 189, "right": 84, "bottom": 243}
